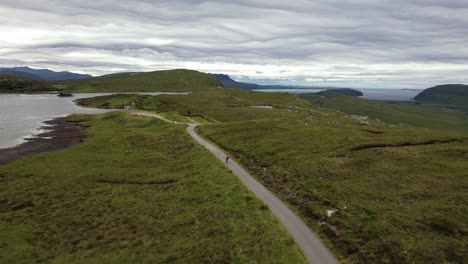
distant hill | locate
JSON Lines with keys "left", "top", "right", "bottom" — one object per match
{"left": 315, "top": 88, "right": 363, "bottom": 97}
{"left": 0, "top": 66, "right": 92, "bottom": 81}
{"left": 414, "top": 84, "right": 468, "bottom": 108}
{"left": 299, "top": 93, "right": 468, "bottom": 132}
{"left": 61, "top": 69, "right": 222, "bottom": 92}
{"left": 0, "top": 74, "right": 53, "bottom": 93}
{"left": 210, "top": 74, "right": 260, "bottom": 90}
{"left": 210, "top": 73, "right": 305, "bottom": 90}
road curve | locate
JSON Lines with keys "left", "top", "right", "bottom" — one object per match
{"left": 131, "top": 111, "right": 338, "bottom": 263}
{"left": 186, "top": 124, "right": 339, "bottom": 264}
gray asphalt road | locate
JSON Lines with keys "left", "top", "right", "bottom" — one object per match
{"left": 131, "top": 111, "right": 338, "bottom": 263}
{"left": 187, "top": 124, "right": 339, "bottom": 264}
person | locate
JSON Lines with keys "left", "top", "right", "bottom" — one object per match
{"left": 225, "top": 154, "right": 230, "bottom": 164}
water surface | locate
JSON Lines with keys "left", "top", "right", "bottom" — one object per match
{"left": 254, "top": 88, "right": 422, "bottom": 101}
{"left": 359, "top": 89, "right": 422, "bottom": 101}
{"left": 253, "top": 89, "right": 324, "bottom": 94}
{"left": 0, "top": 92, "right": 185, "bottom": 148}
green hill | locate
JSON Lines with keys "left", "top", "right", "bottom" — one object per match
{"left": 60, "top": 69, "right": 222, "bottom": 92}
{"left": 0, "top": 74, "right": 53, "bottom": 93}
{"left": 300, "top": 94, "right": 468, "bottom": 133}
{"left": 315, "top": 88, "right": 363, "bottom": 97}
{"left": 414, "top": 84, "right": 468, "bottom": 109}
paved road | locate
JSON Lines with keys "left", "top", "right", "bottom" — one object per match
{"left": 187, "top": 124, "right": 338, "bottom": 264}
{"left": 130, "top": 110, "right": 175, "bottom": 123}
{"left": 132, "top": 111, "right": 338, "bottom": 264}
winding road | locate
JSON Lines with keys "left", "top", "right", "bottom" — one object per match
{"left": 132, "top": 110, "right": 338, "bottom": 264}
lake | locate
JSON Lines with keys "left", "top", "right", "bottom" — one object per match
{"left": 253, "top": 88, "right": 423, "bottom": 101}
{"left": 358, "top": 89, "right": 423, "bottom": 101}
{"left": 0, "top": 92, "right": 185, "bottom": 149}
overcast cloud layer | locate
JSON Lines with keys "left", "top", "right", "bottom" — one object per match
{"left": 1, "top": 0, "right": 468, "bottom": 88}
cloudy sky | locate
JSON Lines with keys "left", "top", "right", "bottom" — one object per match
{"left": 1, "top": 0, "right": 467, "bottom": 88}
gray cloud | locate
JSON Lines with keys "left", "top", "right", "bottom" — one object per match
{"left": 0, "top": 0, "right": 467, "bottom": 88}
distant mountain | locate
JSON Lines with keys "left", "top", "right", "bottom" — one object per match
{"left": 0, "top": 69, "right": 42, "bottom": 79}
{"left": 414, "top": 84, "right": 468, "bottom": 108}
{"left": 0, "top": 66, "right": 92, "bottom": 81}
{"left": 210, "top": 73, "right": 305, "bottom": 90}
{"left": 315, "top": 88, "right": 363, "bottom": 97}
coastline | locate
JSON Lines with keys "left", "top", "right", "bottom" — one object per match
{"left": 0, "top": 118, "right": 85, "bottom": 165}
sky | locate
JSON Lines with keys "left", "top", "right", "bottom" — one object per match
{"left": 0, "top": 0, "right": 467, "bottom": 88}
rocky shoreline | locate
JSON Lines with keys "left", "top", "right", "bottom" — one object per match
{"left": 0, "top": 118, "right": 85, "bottom": 165}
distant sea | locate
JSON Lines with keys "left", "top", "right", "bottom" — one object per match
{"left": 358, "top": 89, "right": 423, "bottom": 101}
{"left": 253, "top": 88, "right": 423, "bottom": 101}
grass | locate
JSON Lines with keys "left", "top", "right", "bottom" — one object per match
{"left": 0, "top": 112, "right": 306, "bottom": 263}
{"left": 76, "top": 88, "right": 308, "bottom": 123}
{"left": 77, "top": 87, "right": 468, "bottom": 263}
{"left": 59, "top": 69, "right": 221, "bottom": 93}
{"left": 198, "top": 117, "right": 468, "bottom": 264}
{"left": 8, "top": 78, "right": 468, "bottom": 263}
{"left": 300, "top": 94, "right": 468, "bottom": 133}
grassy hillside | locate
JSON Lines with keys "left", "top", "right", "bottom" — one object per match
{"left": 0, "top": 74, "right": 53, "bottom": 93}
{"left": 300, "top": 94, "right": 468, "bottom": 133}
{"left": 0, "top": 112, "right": 306, "bottom": 263}
{"left": 76, "top": 88, "right": 468, "bottom": 263}
{"left": 60, "top": 69, "right": 221, "bottom": 93}
{"left": 414, "top": 84, "right": 468, "bottom": 109}
{"left": 76, "top": 88, "right": 306, "bottom": 123}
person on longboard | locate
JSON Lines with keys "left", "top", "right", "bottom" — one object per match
{"left": 225, "top": 154, "right": 230, "bottom": 164}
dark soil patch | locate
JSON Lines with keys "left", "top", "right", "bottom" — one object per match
{"left": 362, "top": 129, "right": 384, "bottom": 134}
{"left": 10, "top": 201, "right": 34, "bottom": 211}
{"left": 183, "top": 114, "right": 206, "bottom": 118}
{"left": 96, "top": 178, "right": 177, "bottom": 185}
{"left": 0, "top": 118, "right": 85, "bottom": 165}
{"left": 351, "top": 138, "right": 463, "bottom": 151}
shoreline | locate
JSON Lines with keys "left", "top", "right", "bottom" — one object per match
{"left": 0, "top": 118, "right": 85, "bottom": 165}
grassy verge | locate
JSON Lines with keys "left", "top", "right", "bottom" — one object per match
{"left": 0, "top": 112, "right": 306, "bottom": 263}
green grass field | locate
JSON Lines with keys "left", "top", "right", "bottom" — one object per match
{"left": 76, "top": 88, "right": 468, "bottom": 263}
{"left": 75, "top": 88, "right": 307, "bottom": 123}
{"left": 198, "top": 117, "right": 468, "bottom": 264}
{"left": 0, "top": 112, "right": 306, "bottom": 264}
